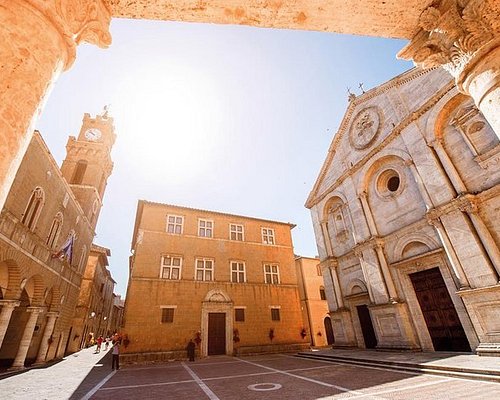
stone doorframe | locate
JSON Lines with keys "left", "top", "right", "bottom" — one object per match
{"left": 201, "top": 289, "right": 233, "bottom": 358}
{"left": 392, "top": 249, "right": 479, "bottom": 351}
{"left": 344, "top": 293, "right": 372, "bottom": 349}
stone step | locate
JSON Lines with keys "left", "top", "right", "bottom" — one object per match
{"left": 295, "top": 352, "right": 500, "bottom": 383}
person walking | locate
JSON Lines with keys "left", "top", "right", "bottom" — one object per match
{"left": 111, "top": 339, "right": 120, "bottom": 370}
{"left": 186, "top": 339, "right": 195, "bottom": 362}
{"left": 104, "top": 336, "right": 110, "bottom": 351}
{"left": 96, "top": 335, "right": 103, "bottom": 353}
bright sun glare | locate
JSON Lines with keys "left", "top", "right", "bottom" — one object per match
{"left": 112, "top": 63, "right": 223, "bottom": 181}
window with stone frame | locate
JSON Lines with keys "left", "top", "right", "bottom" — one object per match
{"left": 264, "top": 264, "right": 280, "bottom": 284}
{"left": 319, "top": 286, "right": 327, "bottom": 300}
{"left": 231, "top": 261, "right": 246, "bottom": 283}
{"left": 46, "top": 212, "right": 63, "bottom": 249}
{"left": 261, "top": 227, "right": 275, "bottom": 245}
{"left": 196, "top": 258, "right": 214, "bottom": 281}
{"left": 161, "top": 307, "right": 175, "bottom": 323}
{"left": 198, "top": 218, "right": 213, "bottom": 238}
{"left": 160, "top": 255, "right": 182, "bottom": 280}
{"left": 22, "top": 187, "right": 45, "bottom": 231}
{"left": 71, "top": 160, "right": 87, "bottom": 184}
{"left": 78, "top": 245, "right": 87, "bottom": 272}
{"left": 166, "top": 214, "right": 184, "bottom": 234}
{"left": 235, "top": 308, "right": 245, "bottom": 322}
{"left": 229, "top": 224, "right": 244, "bottom": 241}
{"left": 316, "top": 264, "right": 322, "bottom": 276}
{"left": 271, "top": 307, "right": 281, "bottom": 321}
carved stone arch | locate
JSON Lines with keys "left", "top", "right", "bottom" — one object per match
{"left": 346, "top": 279, "right": 368, "bottom": 295}
{"left": 322, "top": 192, "right": 348, "bottom": 221}
{"left": 204, "top": 288, "right": 232, "bottom": 303}
{"left": 425, "top": 90, "right": 468, "bottom": 143}
{"left": 356, "top": 149, "right": 411, "bottom": 195}
{"left": 44, "top": 286, "right": 62, "bottom": 311}
{"left": 23, "top": 274, "right": 46, "bottom": 306}
{"left": 393, "top": 233, "right": 440, "bottom": 262}
{"left": 0, "top": 256, "right": 23, "bottom": 299}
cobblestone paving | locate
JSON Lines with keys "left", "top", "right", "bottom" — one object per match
{"left": 1, "top": 351, "right": 500, "bottom": 399}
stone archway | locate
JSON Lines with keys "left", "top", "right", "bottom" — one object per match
{"left": 201, "top": 289, "right": 233, "bottom": 357}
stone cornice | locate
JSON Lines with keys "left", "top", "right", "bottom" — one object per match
{"left": 306, "top": 79, "right": 455, "bottom": 208}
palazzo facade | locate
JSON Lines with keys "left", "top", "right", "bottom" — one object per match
{"left": 0, "top": 111, "right": 115, "bottom": 367}
{"left": 122, "top": 201, "right": 308, "bottom": 363}
{"left": 306, "top": 67, "right": 500, "bottom": 355}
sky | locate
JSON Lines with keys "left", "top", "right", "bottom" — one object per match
{"left": 35, "top": 18, "right": 413, "bottom": 296}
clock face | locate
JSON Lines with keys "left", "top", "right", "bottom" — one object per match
{"left": 85, "top": 128, "right": 102, "bottom": 141}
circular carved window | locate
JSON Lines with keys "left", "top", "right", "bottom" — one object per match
{"left": 349, "top": 107, "right": 381, "bottom": 150}
{"left": 376, "top": 169, "right": 403, "bottom": 198}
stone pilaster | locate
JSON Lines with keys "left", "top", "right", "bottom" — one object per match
{"left": 399, "top": 0, "right": 500, "bottom": 139}
{"left": 429, "top": 138, "right": 468, "bottom": 195}
{"left": 11, "top": 306, "right": 45, "bottom": 369}
{"left": 457, "top": 196, "right": 500, "bottom": 279}
{"left": 328, "top": 258, "right": 345, "bottom": 309}
{"left": 0, "top": 300, "right": 21, "bottom": 349}
{"left": 320, "top": 221, "right": 334, "bottom": 257}
{"left": 373, "top": 239, "right": 399, "bottom": 302}
{"left": 34, "top": 311, "right": 59, "bottom": 364}
{"left": 358, "top": 192, "right": 378, "bottom": 236}
{"left": 0, "top": 0, "right": 111, "bottom": 210}
{"left": 405, "top": 159, "right": 434, "bottom": 210}
{"left": 354, "top": 249, "right": 376, "bottom": 304}
{"left": 426, "top": 212, "right": 470, "bottom": 289}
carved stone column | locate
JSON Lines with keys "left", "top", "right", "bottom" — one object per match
{"left": 429, "top": 138, "right": 468, "bottom": 194}
{"left": 358, "top": 192, "right": 378, "bottom": 236}
{"left": 427, "top": 213, "right": 470, "bottom": 289}
{"left": 0, "top": 300, "right": 20, "bottom": 349}
{"left": 34, "top": 311, "right": 59, "bottom": 364}
{"left": 328, "top": 259, "right": 345, "bottom": 309}
{"left": 320, "top": 221, "right": 334, "bottom": 257}
{"left": 11, "top": 306, "right": 44, "bottom": 369}
{"left": 405, "top": 159, "right": 434, "bottom": 210}
{"left": 374, "top": 239, "right": 399, "bottom": 302}
{"left": 0, "top": 0, "right": 111, "bottom": 210}
{"left": 458, "top": 197, "right": 500, "bottom": 279}
{"left": 399, "top": 0, "right": 500, "bottom": 138}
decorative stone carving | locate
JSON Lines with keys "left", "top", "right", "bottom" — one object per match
{"left": 349, "top": 107, "right": 381, "bottom": 150}
{"left": 398, "top": 0, "right": 498, "bottom": 78}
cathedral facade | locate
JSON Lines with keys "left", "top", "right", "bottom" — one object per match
{"left": 122, "top": 201, "right": 308, "bottom": 362}
{"left": 306, "top": 68, "right": 500, "bottom": 355}
{"left": 0, "top": 112, "right": 115, "bottom": 367}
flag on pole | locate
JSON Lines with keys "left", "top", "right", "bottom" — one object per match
{"left": 52, "top": 235, "right": 74, "bottom": 264}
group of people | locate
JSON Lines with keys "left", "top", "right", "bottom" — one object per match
{"left": 89, "top": 332, "right": 122, "bottom": 370}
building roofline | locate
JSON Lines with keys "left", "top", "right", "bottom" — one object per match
{"left": 294, "top": 255, "right": 320, "bottom": 261}
{"left": 138, "top": 199, "right": 297, "bottom": 228}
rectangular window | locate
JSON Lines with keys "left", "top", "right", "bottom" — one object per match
{"left": 271, "top": 308, "right": 280, "bottom": 321}
{"left": 196, "top": 258, "right": 214, "bottom": 281}
{"left": 160, "top": 255, "right": 182, "bottom": 280}
{"left": 231, "top": 261, "right": 246, "bottom": 283}
{"left": 161, "top": 308, "right": 175, "bottom": 323}
{"left": 198, "top": 219, "right": 213, "bottom": 238}
{"left": 166, "top": 214, "right": 183, "bottom": 234}
{"left": 264, "top": 264, "right": 280, "bottom": 284}
{"left": 261, "top": 228, "right": 275, "bottom": 245}
{"left": 317, "top": 264, "right": 322, "bottom": 276}
{"left": 235, "top": 308, "right": 245, "bottom": 322}
{"left": 229, "top": 224, "right": 244, "bottom": 241}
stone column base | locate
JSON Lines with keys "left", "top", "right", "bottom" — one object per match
{"left": 369, "top": 302, "right": 421, "bottom": 351}
{"left": 329, "top": 308, "right": 357, "bottom": 347}
{"left": 458, "top": 284, "right": 500, "bottom": 355}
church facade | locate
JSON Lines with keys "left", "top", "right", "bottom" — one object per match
{"left": 306, "top": 67, "right": 500, "bottom": 355}
{"left": 121, "top": 201, "right": 308, "bottom": 362}
{"left": 0, "top": 111, "right": 115, "bottom": 367}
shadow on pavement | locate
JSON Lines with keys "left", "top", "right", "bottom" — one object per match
{"left": 0, "top": 358, "right": 65, "bottom": 380}
{"left": 68, "top": 350, "right": 113, "bottom": 400}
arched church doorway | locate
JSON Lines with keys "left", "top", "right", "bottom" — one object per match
{"left": 410, "top": 268, "right": 470, "bottom": 352}
{"left": 324, "top": 316, "right": 335, "bottom": 345}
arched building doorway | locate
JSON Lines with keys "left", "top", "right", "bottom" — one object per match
{"left": 324, "top": 316, "right": 335, "bottom": 345}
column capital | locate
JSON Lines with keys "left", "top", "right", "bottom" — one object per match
{"left": 426, "top": 209, "right": 442, "bottom": 227}
{"left": 321, "top": 257, "right": 339, "bottom": 269}
{"left": 22, "top": 0, "right": 112, "bottom": 68}
{"left": 428, "top": 137, "right": 444, "bottom": 149}
{"left": 0, "top": 300, "right": 21, "bottom": 308}
{"left": 398, "top": 0, "right": 499, "bottom": 80}
{"left": 46, "top": 311, "right": 60, "bottom": 318}
{"left": 455, "top": 194, "right": 479, "bottom": 214}
{"left": 26, "top": 306, "right": 45, "bottom": 314}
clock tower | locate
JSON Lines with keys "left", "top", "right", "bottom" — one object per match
{"left": 61, "top": 109, "right": 116, "bottom": 229}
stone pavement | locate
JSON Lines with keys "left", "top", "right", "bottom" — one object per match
{"left": 0, "top": 347, "right": 113, "bottom": 400}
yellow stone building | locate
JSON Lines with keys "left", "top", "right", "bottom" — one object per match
{"left": 295, "top": 256, "right": 333, "bottom": 347}
{"left": 0, "top": 111, "right": 115, "bottom": 368}
{"left": 122, "top": 201, "right": 309, "bottom": 362}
